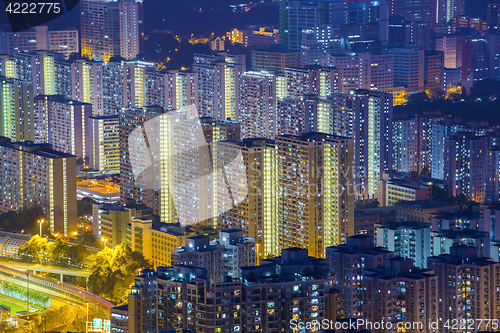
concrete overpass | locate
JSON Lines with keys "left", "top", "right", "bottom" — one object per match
{"left": 0, "top": 262, "right": 91, "bottom": 286}
{"left": 0, "top": 264, "right": 114, "bottom": 314}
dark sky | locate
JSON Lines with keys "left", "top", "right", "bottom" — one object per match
{"left": 0, "top": 0, "right": 487, "bottom": 36}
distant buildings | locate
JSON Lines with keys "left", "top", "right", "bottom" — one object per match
{"left": 0, "top": 26, "right": 79, "bottom": 59}
{"left": 395, "top": 200, "right": 458, "bottom": 223}
{"left": 80, "top": 0, "right": 143, "bottom": 61}
{"left": 251, "top": 45, "right": 299, "bottom": 73}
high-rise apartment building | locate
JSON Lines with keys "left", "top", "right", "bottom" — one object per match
{"left": 300, "top": 25, "right": 342, "bottom": 68}
{"left": 281, "top": 0, "right": 348, "bottom": 50}
{"left": 390, "top": 47, "right": 425, "bottom": 93}
{"left": 331, "top": 90, "right": 393, "bottom": 199}
{"left": 48, "top": 29, "right": 79, "bottom": 59}
{"left": 157, "top": 248, "right": 339, "bottom": 333}
{"left": 80, "top": 0, "right": 143, "bottom": 61}
{"left": 144, "top": 69, "right": 198, "bottom": 110}
{"left": 216, "top": 139, "right": 278, "bottom": 259}
{"left": 436, "top": 0, "right": 465, "bottom": 25}
{"left": 323, "top": 52, "right": 394, "bottom": 91}
{"left": 391, "top": 0, "right": 435, "bottom": 30}
{"left": 362, "top": 257, "right": 438, "bottom": 333}
{"left": 424, "top": 50, "right": 445, "bottom": 92}
{"left": 127, "top": 219, "right": 192, "bottom": 268}
{"left": 392, "top": 114, "right": 430, "bottom": 174}
{"left": 119, "top": 106, "right": 166, "bottom": 213}
{"left": 428, "top": 246, "right": 500, "bottom": 330}
{"left": 0, "top": 26, "right": 79, "bottom": 60}
{"left": 12, "top": 51, "right": 63, "bottom": 96}
{"left": 87, "top": 115, "right": 120, "bottom": 174}
{"left": 238, "top": 72, "right": 277, "bottom": 139}
{"left": 0, "top": 137, "right": 77, "bottom": 236}
{"left": 193, "top": 53, "right": 245, "bottom": 119}
{"left": 444, "top": 132, "right": 487, "bottom": 202}
{"left": 0, "top": 76, "right": 34, "bottom": 141}
{"left": 486, "top": 145, "right": 500, "bottom": 203}
{"left": 276, "top": 133, "right": 354, "bottom": 257}
{"left": 326, "top": 235, "right": 394, "bottom": 318}
{"left": 34, "top": 95, "right": 92, "bottom": 159}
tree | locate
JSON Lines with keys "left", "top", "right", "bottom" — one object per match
{"left": 86, "top": 243, "right": 151, "bottom": 302}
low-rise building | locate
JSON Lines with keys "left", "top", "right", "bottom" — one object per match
{"left": 127, "top": 219, "right": 193, "bottom": 268}
{"left": 171, "top": 230, "right": 256, "bottom": 284}
{"left": 377, "top": 171, "right": 432, "bottom": 207}
{"left": 375, "top": 221, "right": 431, "bottom": 268}
{"left": 431, "top": 229, "right": 491, "bottom": 257}
{"left": 395, "top": 200, "right": 458, "bottom": 223}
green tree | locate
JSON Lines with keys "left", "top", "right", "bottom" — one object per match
{"left": 87, "top": 243, "right": 151, "bottom": 302}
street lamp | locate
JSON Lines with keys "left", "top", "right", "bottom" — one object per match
{"left": 38, "top": 219, "right": 44, "bottom": 237}
{"left": 101, "top": 237, "right": 107, "bottom": 249}
{"left": 26, "top": 272, "right": 29, "bottom": 314}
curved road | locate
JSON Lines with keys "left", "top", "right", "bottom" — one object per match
{"left": 0, "top": 264, "right": 114, "bottom": 314}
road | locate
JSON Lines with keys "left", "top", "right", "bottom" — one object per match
{"left": 0, "top": 264, "right": 114, "bottom": 314}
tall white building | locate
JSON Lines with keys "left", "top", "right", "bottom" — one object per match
{"left": 34, "top": 95, "right": 93, "bottom": 159}
{"left": 331, "top": 90, "right": 393, "bottom": 199}
{"left": 87, "top": 115, "right": 120, "bottom": 174}
{"left": 486, "top": 145, "right": 500, "bottom": 203}
{"left": 0, "top": 76, "right": 34, "bottom": 141}
{"left": 119, "top": 0, "right": 141, "bottom": 60}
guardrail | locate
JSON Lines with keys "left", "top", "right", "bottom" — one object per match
{"left": 0, "top": 265, "right": 103, "bottom": 311}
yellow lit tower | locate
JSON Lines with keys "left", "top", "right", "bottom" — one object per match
{"left": 276, "top": 133, "right": 354, "bottom": 258}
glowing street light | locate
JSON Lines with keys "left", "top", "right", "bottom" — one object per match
{"left": 38, "top": 219, "right": 44, "bottom": 237}
{"left": 101, "top": 237, "right": 108, "bottom": 249}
